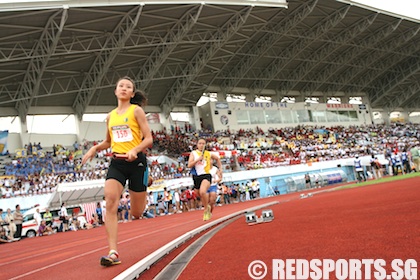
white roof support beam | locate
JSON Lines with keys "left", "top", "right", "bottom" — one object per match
{"left": 14, "top": 9, "right": 68, "bottom": 123}
{"left": 204, "top": 7, "right": 286, "bottom": 91}
{"left": 136, "top": 5, "right": 203, "bottom": 92}
{"left": 344, "top": 40, "right": 420, "bottom": 95}
{"left": 304, "top": 18, "right": 403, "bottom": 95}
{"left": 160, "top": 6, "right": 253, "bottom": 117}
{"left": 385, "top": 81, "right": 420, "bottom": 112}
{"left": 369, "top": 57, "right": 420, "bottom": 108}
{"left": 326, "top": 25, "right": 420, "bottom": 95}
{"left": 251, "top": 5, "right": 350, "bottom": 94}
{"left": 218, "top": 0, "right": 317, "bottom": 95}
{"left": 0, "top": 0, "right": 287, "bottom": 12}
{"left": 72, "top": 5, "right": 143, "bottom": 120}
{"left": 281, "top": 13, "right": 377, "bottom": 97}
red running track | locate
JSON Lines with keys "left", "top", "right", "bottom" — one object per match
{"left": 2, "top": 179, "right": 418, "bottom": 280}
{"left": 179, "top": 177, "right": 420, "bottom": 280}
{"left": 0, "top": 194, "right": 292, "bottom": 280}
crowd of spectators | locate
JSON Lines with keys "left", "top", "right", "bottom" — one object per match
{"left": 1, "top": 123, "right": 420, "bottom": 199}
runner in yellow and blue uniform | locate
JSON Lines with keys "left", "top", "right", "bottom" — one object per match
{"left": 82, "top": 76, "right": 152, "bottom": 267}
{"left": 207, "top": 165, "right": 222, "bottom": 217}
{"left": 188, "top": 138, "right": 222, "bottom": 221}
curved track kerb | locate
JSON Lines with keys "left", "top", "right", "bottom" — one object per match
{"left": 113, "top": 201, "right": 279, "bottom": 280}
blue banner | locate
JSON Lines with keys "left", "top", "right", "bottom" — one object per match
{"left": 0, "top": 130, "right": 8, "bottom": 155}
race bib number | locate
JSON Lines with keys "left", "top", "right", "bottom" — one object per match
{"left": 112, "top": 125, "right": 133, "bottom": 142}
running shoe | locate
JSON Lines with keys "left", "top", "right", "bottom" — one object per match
{"left": 100, "top": 250, "right": 121, "bottom": 267}
{"left": 207, "top": 205, "right": 212, "bottom": 219}
{"left": 203, "top": 205, "right": 212, "bottom": 221}
{"left": 203, "top": 211, "right": 210, "bottom": 221}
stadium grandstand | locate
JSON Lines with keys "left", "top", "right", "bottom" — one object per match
{"left": 1, "top": 0, "right": 420, "bottom": 225}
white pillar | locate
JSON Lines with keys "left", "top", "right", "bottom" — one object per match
{"left": 191, "top": 106, "right": 202, "bottom": 131}
{"left": 382, "top": 111, "right": 391, "bottom": 126}
{"left": 74, "top": 118, "right": 82, "bottom": 143}
{"left": 245, "top": 93, "right": 255, "bottom": 102}
{"left": 272, "top": 94, "right": 282, "bottom": 102}
{"left": 19, "top": 120, "right": 29, "bottom": 147}
{"left": 398, "top": 111, "right": 409, "bottom": 123}
{"left": 361, "top": 95, "right": 374, "bottom": 125}
{"left": 317, "top": 95, "right": 327, "bottom": 104}
{"left": 341, "top": 95, "right": 350, "bottom": 104}
{"left": 217, "top": 91, "right": 227, "bottom": 102}
{"left": 295, "top": 95, "right": 305, "bottom": 102}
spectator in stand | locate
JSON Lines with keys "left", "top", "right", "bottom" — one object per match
{"left": 251, "top": 179, "right": 260, "bottom": 198}
{"left": 147, "top": 191, "right": 156, "bottom": 215}
{"left": 0, "top": 209, "right": 5, "bottom": 226}
{"left": 391, "top": 152, "right": 403, "bottom": 176}
{"left": 43, "top": 208, "right": 53, "bottom": 227}
{"left": 13, "top": 204, "right": 23, "bottom": 239}
{"left": 119, "top": 193, "right": 130, "bottom": 222}
{"left": 5, "top": 208, "right": 16, "bottom": 239}
{"left": 126, "top": 193, "right": 131, "bottom": 222}
{"left": 222, "top": 183, "right": 230, "bottom": 204}
{"left": 245, "top": 181, "right": 251, "bottom": 201}
{"left": 68, "top": 213, "right": 79, "bottom": 231}
{"left": 77, "top": 215, "right": 89, "bottom": 229}
{"left": 163, "top": 187, "right": 170, "bottom": 214}
{"left": 156, "top": 194, "right": 166, "bottom": 215}
{"left": 38, "top": 220, "right": 55, "bottom": 236}
{"left": 354, "top": 155, "right": 365, "bottom": 183}
{"left": 273, "top": 185, "right": 280, "bottom": 195}
{"left": 141, "top": 204, "right": 154, "bottom": 219}
{"left": 238, "top": 183, "right": 245, "bottom": 202}
{"left": 34, "top": 208, "right": 42, "bottom": 228}
{"left": 305, "top": 173, "right": 311, "bottom": 189}
{"left": 401, "top": 149, "right": 411, "bottom": 174}
{"left": 101, "top": 197, "right": 107, "bottom": 223}
{"left": 411, "top": 145, "right": 420, "bottom": 172}
{"left": 190, "top": 188, "right": 199, "bottom": 210}
{"left": 180, "top": 189, "right": 190, "bottom": 212}
{"left": 173, "top": 189, "right": 181, "bottom": 213}
{"left": 59, "top": 202, "right": 69, "bottom": 232}
{"left": 51, "top": 219, "right": 61, "bottom": 232}
{"left": 369, "top": 155, "right": 382, "bottom": 180}
{"left": 185, "top": 186, "right": 194, "bottom": 211}
{"left": 96, "top": 202, "right": 103, "bottom": 224}
{"left": 90, "top": 213, "right": 100, "bottom": 227}
{"left": 1, "top": 226, "right": 18, "bottom": 243}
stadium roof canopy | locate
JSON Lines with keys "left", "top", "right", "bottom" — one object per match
{"left": 0, "top": 0, "right": 419, "bottom": 121}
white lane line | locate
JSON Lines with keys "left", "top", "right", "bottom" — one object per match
{"left": 114, "top": 201, "right": 280, "bottom": 280}
{"left": 1, "top": 218, "right": 197, "bottom": 267}
{"left": 8, "top": 220, "right": 198, "bottom": 280}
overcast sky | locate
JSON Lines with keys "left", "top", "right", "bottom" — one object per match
{"left": 352, "top": 0, "right": 420, "bottom": 20}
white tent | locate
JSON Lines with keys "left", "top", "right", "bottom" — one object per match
{"left": 47, "top": 179, "right": 105, "bottom": 208}
{"left": 0, "top": 193, "right": 53, "bottom": 211}
{"left": 147, "top": 155, "right": 179, "bottom": 165}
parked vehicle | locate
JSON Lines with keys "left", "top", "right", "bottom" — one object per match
{"left": 21, "top": 205, "right": 84, "bottom": 238}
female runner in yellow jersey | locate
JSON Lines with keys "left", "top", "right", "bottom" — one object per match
{"left": 82, "top": 76, "right": 153, "bottom": 267}
{"left": 188, "top": 138, "right": 222, "bottom": 221}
